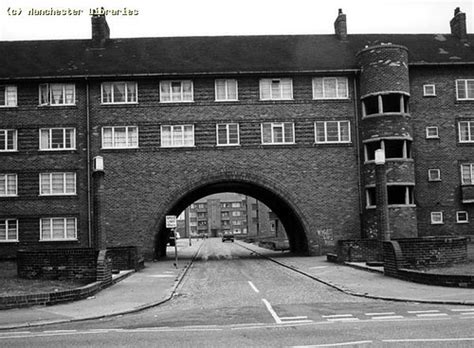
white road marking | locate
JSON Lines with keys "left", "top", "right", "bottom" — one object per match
{"left": 407, "top": 310, "right": 439, "bottom": 314}
{"left": 322, "top": 314, "right": 353, "bottom": 318}
{"left": 280, "top": 316, "right": 308, "bottom": 320}
{"left": 383, "top": 338, "right": 474, "bottom": 343}
{"left": 326, "top": 317, "right": 360, "bottom": 322}
{"left": 370, "top": 315, "right": 404, "bottom": 320}
{"left": 451, "top": 308, "right": 474, "bottom": 312}
{"left": 43, "top": 330, "right": 77, "bottom": 333}
{"left": 292, "top": 340, "right": 373, "bottom": 347}
{"left": 309, "top": 266, "right": 328, "bottom": 269}
{"left": 416, "top": 313, "right": 448, "bottom": 318}
{"left": 262, "top": 298, "right": 282, "bottom": 324}
{"left": 461, "top": 312, "right": 474, "bottom": 315}
{"left": 248, "top": 281, "right": 260, "bottom": 293}
{"left": 147, "top": 275, "right": 175, "bottom": 278}
{"left": 365, "top": 312, "right": 395, "bottom": 316}
{"left": 261, "top": 299, "right": 312, "bottom": 324}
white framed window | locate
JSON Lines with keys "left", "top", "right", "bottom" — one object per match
{"left": 364, "top": 139, "right": 412, "bottom": 162}
{"left": 456, "top": 79, "right": 474, "bottom": 100}
{"left": 458, "top": 121, "right": 474, "bottom": 143}
{"left": 216, "top": 123, "right": 239, "bottom": 146}
{"left": 423, "top": 84, "right": 436, "bottom": 97}
{"left": 261, "top": 122, "right": 295, "bottom": 144}
{"left": 0, "top": 86, "right": 17, "bottom": 107}
{"left": 313, "top": 77, "right": 348, "bottom": 99}
{"left": 40, "top": 217, "right": 77, "bottom": 241}
{"left": 39, "top": 128, "right": 75, "bottom": 150}
{"left": 0, "top": 219, "right": 18, "bottom": 242}
{"left": 231, "top": 202, "right": 241, "bottom": 208}
{"left": 456, "top": 211, "right": 469, "bottom": 223}
{"left": 232, "top": 211, "right": 241, "bottom": 217}
{"left": 428, "top": 169, "right": 441, "bottom": 182}
{"left": 426, "top": 126, "right": 439, "bottom": 139}
{"left": 39, "top": 172, "right": 76, "bottom": 196}
{"left": 259, "top": 78, "right": 293, "bottom": 100}
{"left": 101, "top": 82, "right": 137, "bottom": 104}
{"left": 0, "top": 129, "right": 17, "bottom": 151}
{"left": 215, "top": 79, "right": 238, "bottom": 101}
{"left": 233, "top": 228, "right": 241, "bottom": 234}
{"left": 39, "top": 83, "right": 75, "bottom": 106}
{"left": 0, "top": 174, "right": 17, "bottom": 197}
{"left": 161, "top": 125, "right": 194, "bottom": 147}
{"left": 461, "top": 163, "right": 474, "bottom": 185}
{"left": 431, "top": 212, "right": 444, "bottom": 224}
{"left": 159, "top": 80, "right": 193, "bottom": 102}
{"left": 365, "top": 185, "right": 414, "bottom": 207}
{"left": 315, "top": 121, "right": 351, "bottom": 143}
{"left": 102, "top": 126, "right": 139, "bottom": 149}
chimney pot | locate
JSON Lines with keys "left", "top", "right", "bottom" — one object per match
{"left": 334, "top": 9, "right": 347, "bottom": 41}
{"left": 450, "top": 7, "right": 467, "bottom": 42}
{"left": 91, "top": 11, "right": 110, "bottom": 44}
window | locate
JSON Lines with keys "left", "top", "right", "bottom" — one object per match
{"left": 456, "top": 79, "right": 474, "bottom": 100}
{"left": 456, "top": 211, "right": 469, "bottom": 223}
{"left": 259, "top": 78, "right": 293, "bottom": 100}
{"left": 39, "top": 128, "right": 75, "bottom": 150}
{"left": 313, "top": 77, "right": 348, "bottom": 99}
{"left": 426, "top": 126, "right": 439, "bottom": 139}
{"left": 232, "top": 211, "right": 241, "bottom": 217}
{"left": 0, "top": 129, "right": 17, "bottom": 151}
{"left": 160, "top": 81, "right": 193, "bottom": 102}
{"left": 0, "top": 174, "right": 17, "bottom": 196}
{"left": 39, "top": 173, "right": 76, "bottom": 196}
{"left": 364, "top": 139, "right": 412, "bottom": 161}
{"left": 215, "top": 79, "right": 238, "bottom": 101}
{"left": 315, "top": 121, "right": 350, "bottom": 143}
{"left": 161, "top": 125, "right": 194, "bottom": 147}
{"left": 231, "top": 202, "right": 241, "bottom": 208}
{"left": 461, "top": 164, "right": 474, "bottom": 185}
{"left": 362, "top": 93, "right": 409, "bottom": 116}
{"left": 365, "top": 185, "right": 414, "bottom": 207}
{"left": 459, "top": 121, "right": 474, "bottom": 142}
{"left": 261, "top": 122, "right": 294, "bottom": 144}
{"left": 232, "top": 220, "right": 241, "bottom": 225}
{"left": 428, "top": 169, "right": 441, "bottom": 181}
{"left": 40, "top": 217, "right": 77, "bottom": 241}
{"left": 423, "top": 84, "right": 436, "bottom": 96}
{"left": 0, "top": 219, "right": 18, "bottom": 242}
{"left": 0, "top": 86, "right": 17, "bottom": 107}
{"left": 101, "top": 82, "right": 137, "bottom": 104}
{"left": 233, "top": 228, "right": 241, "bottom": 234}
{"left": 39, "top": 83, "right": 75, "bottom": 105}
{"left": 102, "top": 126, "right": 138, "bottom": 149}
{"left": 216, "top": 123, "right": 239, "bottom": 146}
{"left": 431, "top": 212, "right": 444, "bottom": 224}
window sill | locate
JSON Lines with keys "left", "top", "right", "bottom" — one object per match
{"left": 0, "top": 105, "right": 18, "bottom": 108}
{"left": 159, "top": 100, "right": 194, "bottom": 104}
{"left": 39, "top": 149, "right": 76, "bottom": 152}
{"left": 39, "top": 194, "right": 77, "bottom": 197}
{"left": 0, "top": 150, "right": 18, "bottom": 153}
{"left": 101, "top": 102, "right": 139, "bottom": 106}
{"left": 426, "top": 136, "right": 440, "bottom": 140}
{"left": 161, "top": 145, "right": 196, "bottom": 148}
{"left": 216, "top": 144, "right": 241, "bottom": 147}
{"left": 366, "top": 204, "right": 416, "bottom": 210}
{"left": 0, "top": 240, "right": 19, "bottom": 243}
{"left": 39, "top": 239, "right": 78, "bottom": 242}
{"left": 101, "top": 147, "right": 139, "bottom": 150}
{"left": 456, "top": 221, "right": 469, "bottom": 224}
{"left": 364, "top": 158, "right": 414, "bottom": 164}
{"left": 362, "top": 112, "right": 410, "bottom": 119}
{"left": 431, "top": 222, "right": 444, "bottom": 225}
{"left": 38, "top": 104, "right": 77, "bottom": 107}
{"left": 0, "top": 195, "right": 18, "bottom": 198}
{"left": 428, "top": 179, "right": 442, "bottom": 182}
{"left": 215, "top": 99, "right": 239, "bottom": 102}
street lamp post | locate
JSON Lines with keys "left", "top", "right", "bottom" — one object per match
{"left": 375, "top": 149, "right": 390, "bottom": 260}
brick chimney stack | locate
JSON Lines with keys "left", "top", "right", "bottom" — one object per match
{"left": 91, "top": 11, "right": 110, "bottom": 43}
{"left": 450, "top": 7, "right": 467, "bottom": 42}
{"left": 334, "top": 9, "right": 347, "bottom": 41}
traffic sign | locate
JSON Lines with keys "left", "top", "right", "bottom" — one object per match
{"left": 166, "top": 215, "right": 177, "bottom": 228}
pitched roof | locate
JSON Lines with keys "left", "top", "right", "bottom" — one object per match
{"left": 1, "top": 34, "right": 473, "bottom": 79}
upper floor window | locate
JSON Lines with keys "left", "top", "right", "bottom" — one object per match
{"left": 160, "top": 80, "right": 193, "bottom": 102}
{"left": 428, "top": 169, "right": 441, "bottom": 181}
{"left": 40, "top": 217, "right": 77, "bottom": 241}
{"left": 426, "top": 126, "right": 439, "bottom": 139}
{"left": 0, "top": 129, "right": 17, "bottom": 152}
{"left": 102, "top": 126, "right": 139, "bottom": 149}
{"left": 0, "top": 86, "right": 17, "bottom": 107}
{"left": 39, "top": 128, "right": 75, "bottom": 150}
{"left": 313, "top": 77, "right": 348, "bottom": 99}
{"left": 458, "top": 121, "right": 474, "bottom": 143}
{"left": 231, "top": 202, "right": 241, "bottom": 208}
{"left": 101, "top": 82, "right": 137, "bottom": 104}
{"left": 0, "top": 219, "right": 18, "bottom": 242}
{"left": 456, "top": 79, "right": 474, "bottom": 100}
{"left": 423, "top": 84, "right": 436, "bottom": 97}
{"left": 161, "top": 125, "right": 194, "bottom": 147}
{"left": 366, "top": 185, "right": 414, "bottom": 207}
{"left": 364, "top": 139, "right": 412, "bottom": 162}
{"left": 259, "top": 78, "right": 293, "bottom": 100}
{"left": 431, "top": 212, "right": 444, "bottom": 224}
{"left": 456, "top": 211, "right": 469, "bottom": 224}
{"left": 0, "top": 174, "right": 17, "bottom": 197}
{"left": 315, "top": 121, "right": 350, "bottom": 143}
{"left": 461, "top": 163, "right": 474, "bottom": 185}
{"left": 215, "top": 79, "right": 238, "bottom": 101}
{"left": 216, "top": 123, "right": 239, "bottom": 146}
{"left": 261, "top": 122, "right": 295, "bottom": 144}
{"left": 39, "top": 83, "right": 75, "bottom": 106}
{"left": 39, "top": 172, "right": 76, "bottom": 196}
{"left": 362, "top": 93, "right": 409, "bottom": 117}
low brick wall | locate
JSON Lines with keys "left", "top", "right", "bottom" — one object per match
{"left": 397, "top": 269, "right": 474, "bottom": 288}
{"left": 107, "top": 246, "right": 140, "bottom": 271}
{"left": 336, "top": 239, "right": 381, "bottom": 262}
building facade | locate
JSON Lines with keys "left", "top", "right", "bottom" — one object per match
{"left": 1, "top": 8, "right": 473, "bottom": 260}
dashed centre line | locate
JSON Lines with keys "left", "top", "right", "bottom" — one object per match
{"left": 248, "top": 281, "right": 260, "bottom": 293}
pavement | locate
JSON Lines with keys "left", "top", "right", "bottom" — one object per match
{"left": 0, "top": 239, "right": 473, "bottom": 330}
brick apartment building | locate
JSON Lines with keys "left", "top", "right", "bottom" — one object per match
{"left": 0, "top": 8, "right": 473, "bottom": 260}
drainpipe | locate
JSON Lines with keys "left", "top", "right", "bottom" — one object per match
{"left": 352, "top": 74, "right": 364, "bottom": 231}
{"left": 86, "top": 79, "right": 92, "bottom": 247}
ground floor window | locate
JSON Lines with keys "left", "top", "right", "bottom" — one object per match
{"left": 40, "top": 217, "right": 77, "bottom": 241}
{"left": 0, "top": 219, "right": 18, "bottom": 242}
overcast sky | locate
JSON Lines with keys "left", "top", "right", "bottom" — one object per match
{"left": 0, "top": 0, "right": 473, "bottom": 40}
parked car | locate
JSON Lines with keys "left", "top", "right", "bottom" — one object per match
{"left": 222, "top": 233, "right": 234, "bottom": 242}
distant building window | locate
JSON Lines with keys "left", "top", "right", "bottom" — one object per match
{"left": 423, "top": 84, "right": 436, "bottom": 97}
{"left": 259, "top": 78, "right": 293, "bottom": 100}
{"left": 0, "top": 129, "right": 17, "bottom": 151}
{"left": 39, "top": 83, "right": 75, "bottom": 106}
{"left": 231, "top": 202, "right": 241, "bottom": 208}
{"left": 0, "top": 174, "right": 17, "bottom": 197}
{"left": 39, "top": 172, "right": 76, "bottom": 196}
{"left": 315, "top": 121, "right": 350, "bottom": 143}
{"left": 261, "top": 122, "right": 295, "bottom": 144}
{"left": 428, "top": 169, "right": 441, "bottom": 181}
{"left": 232, "top": 220, "right": 241, "bottom": 225}
{"left": 431, "top": 212, "right": 444, "bottom": 224}
{"left": 161, "top": 125, "right": 194, "bottom": 147}
{"left": 233, "top": 228, "right": 241, "bottom": 234}
{"left": 456, "top": 211, "right": 469, "bottom": 223}
{"left": 215, "top": 79, "right": 238, "bottom": 101}
{"left": 0, "top": 86, "right": 17, "bottom": 107}
{"left": 40, "top": 217, "right": 77, "bottom": 241}
{"left": 312, "top": 77, "right": 348, "bottom": 99}
{"left": 102, "top": 126, "right": 138, "bottom": 149}
{"left": 461, "top": 163, "right": 474, "bottom": 185}
{"left": 101, "top": 82, "right": 137, "bottom": 104}
{"left": 232, "top": 211, "right": 241, "bottom": 217}
{"left": 426, "top": 126, "right": 439, "bottom": 139}
{"left": 0, "top": 219, "right": 18, "bottom": 242}
{"left": 456, "top": 79, "right": 474, "bottom": 100}
{"left": 216, "top": 123, "right": 239, "bottom": 146}
{"left": 39, "top": 128, "right": 75, "bottom": 150}
{"left": 459, "top": 121, "right": 474, "bottom": 142}
{"left": 160, "top": 80, "right": 193, "bottom": 102}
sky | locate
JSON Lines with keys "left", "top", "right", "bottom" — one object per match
{"left": 0, "top": 0, "right": 473, "bottom": 41}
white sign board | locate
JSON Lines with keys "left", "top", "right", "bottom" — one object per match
{"left": 166, "top": 215, "right": 177, "bottom": 229}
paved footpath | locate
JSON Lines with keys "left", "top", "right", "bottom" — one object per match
{"left": 0, "top": 239, "right": 473, "bottom": 330}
